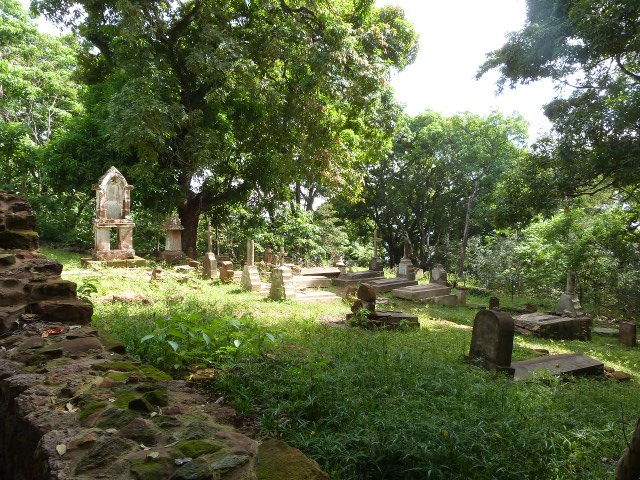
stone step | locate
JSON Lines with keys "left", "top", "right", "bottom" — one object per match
{"left": 294, "top": 291, "right": 341, "bottom": 303}
{"left": 333, "top": 270, "right": 384, "bottom": 287}
{"left": 362, "top": 278, "right": 418, "bottom": 293}
{"left": 423, "top": 294, "right": 458, "bottom": 306}
{"left": 392, "top": 284, "right": 451, "bottom": 301}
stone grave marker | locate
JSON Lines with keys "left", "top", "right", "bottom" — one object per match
{"left": 619, "top": 322, "right": 637, "bottom": 347}
{"left": 430, "top": 264, "right": 447, "bottom": 285}
{"left": 346, "top": 284, "right": 419, "bottom": 329}
{"left": 466, "top": 309, "right": 515, "bottom": 374}
{"left": 241, "top": 239, "right": 262, "bottom": 292}
{"left": 86, "top": 166, "right": 145, "bottom": 266}
{"left": 555, "top": 270, "right": 583, "bottom": 316}
{"left": 397, "top": 235, "right": 416, "bottom": 280}
{"left": 219, "top": 260, "right": 235, "bottom": 283}
{"left": 369, "top": 228, "right": 384, "bottom": 271}
{"left": 159, "top": 216, "right": 186, "bottom": 263}
{"left": 202, "top": 221, "right": 218, "bottom": 279}
{"left": 269, "top": 247, "right": 296, "bottom": 300}
{"left": 263, "top": 247, "right": 274, "bottom": 264}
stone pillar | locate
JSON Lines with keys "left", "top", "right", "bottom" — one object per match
{"left": 279, "top": 246, "right": 287, "bottom": 266}
{"left": 264, "top": 247, "right": 273, "bottom": 264}
{"left": 241, "top": 239, "right": 261, "bottom": 292}
{"left": 556, "top": 270, "right": 583, "bottom": 316}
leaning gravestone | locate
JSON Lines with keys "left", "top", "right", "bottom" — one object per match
{"left": 466, "top": 309, "right": 515, "bottom": 374}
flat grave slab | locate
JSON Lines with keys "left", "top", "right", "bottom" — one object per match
{"left": 513, "top": 312, "right": 591, "bottom": 341}
{"left": 391, "top": 283, "right": 451, "bottom": 301}
{"left": 295, "top": 275, "right": 332, "bottom": 288}
{"left": 294, "top": 290, "right": 341, "bottom": 303}
{"left": 363, "top": 277, "right": 418, "bottom": 293}
{"left": 593, "top": 327, "right": 618, "bottom": 337}
{"left": 81, "top": 256, "right": 148, "bottom": 268}
{"left": 511, "top": 353, "right": 604, "bottom": 381}
{"left": 298, "top": 267, "right": 342, "bottom": 278}
{"left": 333, "top": 270, "right": 383, "bottom": 287}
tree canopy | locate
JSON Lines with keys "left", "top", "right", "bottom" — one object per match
{"left": 478, "top": 0, "right": 640, "bottom": 197}
{"left": 33, "top": 0, "right": 418, "bottom": 254}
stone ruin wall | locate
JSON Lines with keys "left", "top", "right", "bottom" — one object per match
{"left": 0, "top": 191, "right": 328, "bottom": 480}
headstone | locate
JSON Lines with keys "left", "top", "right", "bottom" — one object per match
{"left": 466, "top": 309, "right": 515, "bottom": 374}
{"left": 202, "top": 222, "right": 218, "bottom": 279}
{"left": 279, "top": 246, "right": 287, "bottom": 266}
{"left": 369, "top": 229, "right": 384, "bottom": 271}
{"left": 241, "top": 239, "right": 261, "bottom": 292}
{"left": 356, "top": 284, "right": 376, "bottom": 312}
{"left": 159, "top": 216, "right": 186, "bottom": 263}
{"left": 430, "top": 264, "right": 447, "bottom": 285}
{"left": 346, "top": 282, "right": 419, "bottom": 329}
{"left": 619, "top": 322, "right": 637, "bottom": 347}
{"left": 219, "top": 261, "right": 235, "bottom": 283}
{"left": 455, "top": 286, "right": 467, "bottom": 306}
{"left": 555, "top": 270, "right": 583, "bottom": 316}
{"left": 269, "top": 264, "right": 296, "bottom": 300}
{"left": 263, "top": 247, "right": 273, "bottom": 264}
{"left": 333, "top": 254, "right": 346, "bottom": 273}
{"left": 91, "top": 166, "right": 136, "bottom": 261}
{"left": 397, "top": 236, "right": 416, "bottom": 280}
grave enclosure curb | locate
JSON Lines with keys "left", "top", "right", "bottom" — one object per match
{"left": 0, "top": 190, "right": 329, "bottom": 480}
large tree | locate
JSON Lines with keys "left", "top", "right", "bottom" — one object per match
{"left": 0, "top": 0, "right": 80, "bottom": 192}
{"left": 477, "top": 0, "right": 640, "bottom": 197}
{"left": 33, "top": 0, "right": 417, "bottom": 255}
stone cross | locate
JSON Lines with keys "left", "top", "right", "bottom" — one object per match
{"left": 246, "top": 239, "right": 255, "bottom": 266}
{"left": 372, "top": 229, "right": 382, "bottom": 258}
{"left": 279, "top": 246, "right": 287, "bottom": 266}
{"left": 403, "top": 234, "right": 411, "bottom": 259}
{"left": 206, "top": 221, "right": 213, "bottom": 254}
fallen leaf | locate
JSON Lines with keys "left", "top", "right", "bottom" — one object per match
{"left": 66, "top": 402, "right": 78, "bottom": 413}
{"left": 56, "top": 444, "right": 67, "bottom": 456}
{"left": 147, "top": 451, "right": 160, "bottom": 459}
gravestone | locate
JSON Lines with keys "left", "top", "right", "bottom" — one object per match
{"left": 513, "top": 312, "right": 591, "bottom": 341}
{"left": 430, "top": 264, "right": 447, "bottom": 285}
{"left": 90, "top": 167, "right": 139, "bottom": 263}
{"left": 269, "top": 248, "right": 296, "bottom": 300}
{"left": 555, "top": 270, "right": 583, "bottom": 316}
{"left": 219, "top": 261, "right": 235, "bottom": 283}
{"left": 241, "top": 239, "right": 261, "bottom": 292}
{"left": 619, "top": 322, "right": 637, "bottom": 347}
{"left": 466, "top": 309, "right": 515, "bottom": 374}
{"left": 369, "top": 229, "right": 384, "bottom": 271}
{"left": 202, "top": 221, "right": 218, "bottom": 279}
{"left": 263, "top": 247, "right": 274, "bottom": 264}
{"left": 455, "top": 286, "right": 468, "bottom": 306}
{"left": 159, "top": 216, "right": 186, "bottom": 263}
{"left": 397, "top": 235, "right": 416, "bottom": 280}
{"left": 489, "top": 296, "right": 500, "bottom": 310}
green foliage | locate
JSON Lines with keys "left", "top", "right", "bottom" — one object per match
{"left": 138, "top": 312, "right": 279, "bottom": 371}
{"left": 479, "top": 0, "right": 640, "bottom": 194}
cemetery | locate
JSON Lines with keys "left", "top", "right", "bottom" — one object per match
{"left": 3, "top": 1, "right": 640, "bottom": 479}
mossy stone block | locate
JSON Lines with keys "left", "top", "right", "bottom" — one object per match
{"left": 173, "top": 440, "right": 222, "bottom": 459}
{"left": 254, "top": 439, "right": 329, "bottom": 480}
{"left": 129, "top": 458, "right": 174, "bottom": 480}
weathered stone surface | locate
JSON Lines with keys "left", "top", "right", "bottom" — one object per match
{"left": 391, "top": 283, "right": 451, "bottom": 301}
{"left": 466, "top": 309, "right": 515, "bottom": 374}
{"left": 219, "top": 261, "right": 235, "bottom": 283}
{"left": 362, "top": 277, "right": 418, "bottom": 293}
{"left": 255, "top": 439, "right": 329, "bottom": 480}
{"left": 511, "top": 353, "right": 604, "bottom": 381}
{"left": 332, "top": 270, "right": 383, "bottom": 287}
{"left": 269, "top": 266, "right": 296, "bottom": 300}
{"left": 619, "top": 322, "right": 637, "bottom": 347}
{"left": 513, "top": 312, "right": 592, "bottom": 341}
{"left": 241, "top": 265, "right": 262, "bottom": 292}
{"left": 593, "top": 327, "right": 618, "bottom": 336}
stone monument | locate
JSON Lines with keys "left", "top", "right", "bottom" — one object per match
{"left": 263, "top": 246, "right": 274, "bottom": 264}
{"left": 269, "top": 246, "right": 296, "bottom": 300}
{"left": 241, "top": 239, "right": 261, "bottom": 291}
{"left": 346, "top": 284, "right": 419, "bottom": 329}
{"left": 159, "top": 216, "right": 186, "bottom": 263}
{"left": 202, "top": 221, "right": 218, "bottom": 279}
{"left": 555, "top": 270, "right": 583, "bottom": 316}
{"left": 430, "top": 264, "right": 448, "bottom": 285}
{"left": 466, "top": 309, "right": 515, "bottom": 374}
{"left": 369, "top": 229, "right": 384, "bottom": 271}
{"left": 90, "top": 166, "right": 140, "bottom": 263}
{"left": 397, "top": 235, "right": 416, "bottom": 280}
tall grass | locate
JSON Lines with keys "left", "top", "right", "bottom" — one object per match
{"left": 50, "top": 247, "right": 640, "bottom": 479}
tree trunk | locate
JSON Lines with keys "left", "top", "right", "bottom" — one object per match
{"left": 178, "top": 195, "right": 202, "bottom": 258}
{"left": 457, "top": 185, "right": 479, "bottom": 279}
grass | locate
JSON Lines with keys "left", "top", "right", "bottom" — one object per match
{"left": 51, "top": 247, "right": 640, "bottom": 479}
